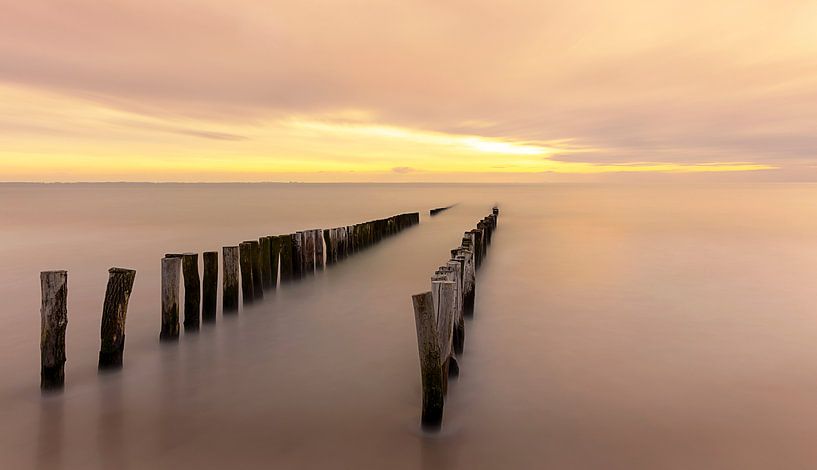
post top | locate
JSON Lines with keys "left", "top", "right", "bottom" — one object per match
{"left": 108, "top": 267, "right": 136, "bottom": 274}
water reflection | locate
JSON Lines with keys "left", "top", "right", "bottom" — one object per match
{"left": 36, "top": 396, "right": 64, "bottom": 470}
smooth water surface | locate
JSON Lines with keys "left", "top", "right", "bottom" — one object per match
{"left": 2, "top": 183, "right": 817, "bottom": 469}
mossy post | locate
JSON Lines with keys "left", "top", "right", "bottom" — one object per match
{"left": 222, "top": 246, "right": 239, "bottom": 312}
{"left": 269, "top": 235, "right": 281, "bottom": 289}
{"left": 411, "top": 291, "right": 444, "bottom": 430}
{"left": 249, "top": 240, "right": 264, "bottom": 299}
{"left": 280, "top": 235, "right": 294, "bottom": 282}
{"left": 202, "top": 251, "right": 218, "bottom": 322}
{"left": 182, "top": 253, "right": 201, "bottom": 332}
{"left": 239, "top": 242, "right": 255, "bottom": 304}
{"left": 259, "top": 237, "right": 272, "bottom": 290}
{"left": 98, "top": 267, "right": 136, "bottom": 370}
{"left": 40, "top": 270, "right": 68, "bottom": 391}
{"left": 161, "top": 256, "right": 182, "bottom": 340}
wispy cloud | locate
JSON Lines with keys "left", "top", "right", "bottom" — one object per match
{"left": 0, "top": 0, "right": 813, "bottom": 180}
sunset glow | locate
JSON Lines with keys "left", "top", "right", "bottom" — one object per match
{"left": 1, "top": 0, "right": 814, "bottom": 181}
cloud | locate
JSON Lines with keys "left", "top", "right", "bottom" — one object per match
{"left": 391, "top": 166, "right": 415, "bottom": 174}
{"left": 1, "top": 0, "right": 816, "bottom": 180}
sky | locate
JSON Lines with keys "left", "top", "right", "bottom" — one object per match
{"left": 1, "top": 0, "right": 816, "bottom": 182}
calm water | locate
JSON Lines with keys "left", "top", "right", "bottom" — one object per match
{"left": 2, "top": 183, "right": 817, "bottom": 469}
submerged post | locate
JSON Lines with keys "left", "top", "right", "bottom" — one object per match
{"left": 239, "top": 242, "right": 255, "bottom": 304}
{"left": 40, "top": 270, "right": 68, "bottom": 391}
{"left": 98, "top": 267, "right": 136, "bottom": 370}
{"left": 223, "top": 246, "right": 239, "bottom": 312}
{"left": 202, "top": 251, "right": 218, "bottom": 322}
{"left": 160, "top": 256, "right": 181, "bottom": 340}
{"left": 182, "top": 253, "right": 201, "bottom": 332}
{"left": 412, "top": 291, "right": 444, "bottom": 429}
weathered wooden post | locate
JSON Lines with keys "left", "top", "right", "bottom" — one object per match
{"left": 469, "top": 229, "right": 483, "bottom": 268}
{"left": 239, "top": 242, "right": 255, "bottom": 304}
{"left": 412, "top": 291, "right": 444, "bottom": 429}
{"left": 315, "top": 229, "right": 324, "bottom": 269}
{"left": 269, "top": 235, "right": 281, "bottom": 288}
{"left": 446, "top": 256, "right": 466, "bottom": 355}
{"left": 202, "top": 251, "right": 218, "bottom": 322}
{"left": 303, "top": 230, "right": 315, "bottom": 273}
{"left": 222, "top": 246, "right": 239, "bottom": 312}
{"left": 98, "top": 267, "right": 136, "bottom": 370}
{"left": 161, "top": 256, "right": 182, "bottom": 340}
{"left": 323, "top": 229, "right": 333, "bottom": 265}
{"left": 259, "top": 237, "right": 273, "bottom": 290}
{"left": 292, "top": 233, "right": 303, "bottom": 279}
{"left": 182, "top": 253, "right": 200, "bottom": 332}
{"left": 432, "top": 280, "right": 456, "bottom": 395}
{"left": 459, "top": 242, "right": 476, "bottom": 317}
{"left": 346, "top": 225, "right": 354, "bottom": 255}
{"left": 40, "top": 270, "right": 68, "bottom": 391}
{"left": 280, "top": 235, "right": 293, "bottom": 282}
{"left": 249, "top": 240, "right": 264, "bottom": 298}
{"left": 335, "top": 228, "right": 345, "bottom": 260}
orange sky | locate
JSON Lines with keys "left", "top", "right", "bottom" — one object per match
{"left": 1, "top": 0, "right": 815, "bottom": 182}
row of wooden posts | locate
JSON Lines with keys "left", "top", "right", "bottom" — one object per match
{"left": 429, "top": 205, "right": 455, "bottom": 216}
{"left": 411, "top": 206, "right": 499, "bottom": 429}
{"left": 38, "top": 212, "right": 420, "bottom": 391}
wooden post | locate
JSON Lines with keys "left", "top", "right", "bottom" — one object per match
{"left": 259, "top": 237, "right": 272, "bottom": 290}
{"left": 303, "top": 230, "right": 315, "bottom": 274}
{"left": 469, "top": 229, "right": 483, "bottom": 268}
{"left": 222, "top": 246, "right": 239, "bottom": 312}
{"left": 250, "top": 240, "right": 264, "bottom": 298}
{"left": 346, "top": 226, "right": 354, "bottom": 255}
{"left": 443, "top": 257, "right": 465, "bottom": 355}
{"left": 457, "top": 243, "right": 476, "bottom": 317}
{"left": 40, "top": 270, "right": 68, "bottom": 391}
{"left": 202, "top": 251, "right": 218, "bottom": 322}
{"left": 239, "top": 242, "right": 255, "bottom": 304}
{"left": 323, "top": 229, "right": 333, "bottom": 265}
{"left": 182, "top": 253, "right": 200, "bottom": 332}
{"left": 161, "top": 256, "right": 182, "bottom": 340}
{"left": 280, "top": 235, "right": 293, "bottom": 282}
{"left": 269, "top": 236, "right": 281, "bottom": 289}
{"left": 315, "top": 229, "right": 324, "bottom": 269}
{"left": 292, "top": 233, "right": 303, "bottom": 279}
{"left": 98, "top": 267, "right": 136, "bottom": 370}
{"left": 336, "top": 228, "right": 345, "bottom": 260}
{"left": 432, "top": 280, "right": 456, "bottom": 395}
{"left": 412, "top": 291, "right": 444, "bottom": 429}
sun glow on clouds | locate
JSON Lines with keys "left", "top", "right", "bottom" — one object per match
{"left": 0, "top": 84, "right": 773, "bottom": 181}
